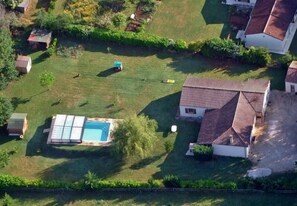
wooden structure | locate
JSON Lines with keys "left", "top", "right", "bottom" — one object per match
{"left": 16, "top": 55, "right": 32, "bottom": 74}
{"left": 27, "top": 29, "right": 52, "bottom": 49}
{"left": 7, "top": 113, "right": 28, "bottom": 137}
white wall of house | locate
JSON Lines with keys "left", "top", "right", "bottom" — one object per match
{"left": 179, "top": 106, "right": 206, "bottom": 118}
{"left": 285, "top": 82, "right": 297, "bottom": 93}
{"left": 244, "top": 20, "right": 297, "bottom": 54}
{"left": 225, "top": 0, "right": 256, "bottom": 6}
{"left": 244, "top": 33, "right": 284, "bottom": 54}
{"left": 212, "top": 144, "right": 249, "bottom": 158}
{"left": 262, "top": 82, "right": 271, "bottom": 113}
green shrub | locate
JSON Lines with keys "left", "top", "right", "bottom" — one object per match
{"left": 163, "top": 175, "right": 182, "bottom": 188}
{"left": 200, "top": 38, "right": 241, "bottom": 59}
{"left": 173, "top": 39, "right": 188, "bottom": 51}
{"left": 1, "top": 193, "right": 14, "bottom": 206}
{"left": 0, "top": 150, "right": 10, "bottom": 168}
{"left": 164, "top": 140, "right": 174, "bottom": 153}
{"left": 183, "top": 179, "right": 237, "bottom": 190}
{"left": 148, "top": 178, "right": 162, "bottom": 188}
{"left": 188, "top": 40, "right": 204, "bottom": 53}
{"left": 278, "top": 52, "right": 296, "bottom": 69}
{"left": 46, "top": 38, "right": 58, "bottom": 57}
{"left": 193, "top": 145, "right": 213, "bottom": 161}
{"left": 240, "top": 47, "right": 271, "bottom": 66}
{"left": 112, "top": 13, "right": 127, "bottom": 27}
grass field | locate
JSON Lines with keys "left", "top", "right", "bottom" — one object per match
{"left": 0, "top": 37, "right": 285, "bottom": 182}
{"left": 146, "top": 0, "right": 230, "bottom": 41}
{"left": 1, "top": 191, "right": 297, "bottom": 206}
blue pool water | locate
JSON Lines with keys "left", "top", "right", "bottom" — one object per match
{"left": 82, "top": 121, "right": 111, "bottom": 142}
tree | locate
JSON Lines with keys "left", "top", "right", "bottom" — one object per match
{"left": 39, "top": 71, "right": 55, "bottom": 90}
{"left": 0, "top": 29, "right": 18, "bottom": 90}
{"left": 0, "top": 0, "right": 22, "bottom": 9}
{"left": 0, "top": 96, "right": 13, "bottom": 126}
{"left": 113, "top": 114, "right": 158, "bottom": 159}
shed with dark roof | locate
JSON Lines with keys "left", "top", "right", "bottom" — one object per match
{"left": 180, "top": 76, "right": 270, "bottom": 158}
{"left": 28, "top": 29, "right": 52, "bottom": 49}
{"left": 285, "top": 61, "right": 297, "bottom": 93}
{"left": 7, "top": 113, "right": 28, "bottom": 137}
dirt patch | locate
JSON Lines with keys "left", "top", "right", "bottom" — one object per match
{"left": 250, "top": 90, "right": 297, "bottom": 172}
{"left": 125, "top": 3, "right": 153, "bottom": 32}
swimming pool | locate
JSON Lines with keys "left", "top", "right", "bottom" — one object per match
{"left": 82, "top": 120, "right": 111, "bottom": 143}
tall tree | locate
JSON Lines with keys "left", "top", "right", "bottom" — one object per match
{"left": 0, "top": 96, "right": 13, "bottom": 126}
{"left": 0, "top": 29, "right": 17, "bottom": 90}
{"left": 113, "top": 114, "right": 158, "bottom": 159}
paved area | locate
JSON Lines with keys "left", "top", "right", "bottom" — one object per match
{"left": 250, "top": 90, "right": 297, "bottom": 173}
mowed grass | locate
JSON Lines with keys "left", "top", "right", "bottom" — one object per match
{"left": 146, "top": 0, "right": 230, "bottom": 41}
{"left": 0, "top": 38, "right": 285, "bottom": 182}
{"left": 2, "top": 191, "right": 297, "bottom": 206}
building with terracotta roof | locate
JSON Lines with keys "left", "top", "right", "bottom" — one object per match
{"left": 285, "top": 61, "right": 297, "bottom": 93}
{"left": 242, "top": 0, "right": 297, "bottom": 54}
{"left": 180, "top": 76, "right": 270, "bottom": 158}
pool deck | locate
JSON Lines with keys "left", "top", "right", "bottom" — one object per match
{"left": 47, "top": 116, "right": 121, "bottom": 146}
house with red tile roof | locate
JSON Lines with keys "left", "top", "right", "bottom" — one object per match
{"left": 242, "top": 0, "right": 297, "bottom": 54}
{"left": 180, "top": 76, "right": 270, "bottom": 158}
{"left": 285, "top": 61, "right": 297, "bottom": 93}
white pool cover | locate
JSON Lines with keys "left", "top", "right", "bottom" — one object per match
{"left": 49, "top": 114, "right": 85, "bottom": 143}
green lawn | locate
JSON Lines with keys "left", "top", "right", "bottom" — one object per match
{"left": 1, "top": 191, "right": 297, "bottom": 206}
{"left": 0, "top": 37, "right": 285, "bottom": 182}
{"left": 146, "top": 0, "right": 230, "bottom": 41}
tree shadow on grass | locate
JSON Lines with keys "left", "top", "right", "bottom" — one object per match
{"left": 201, "top": 0, "right": 230, "bottom": 38}
{"left": 140, "top": 92, "right": 181, "bottom": 132}
{"left": 151, "top": 122, "right": 252, "bottom": 181}
{"left": 32, "top": 52, "right": 48, "bottom": 64}
{"left": 130, "top": 153, "right": 166, "bottom": 170}
{"left": 11, "top": 97, "right": 30, "bottom": 109}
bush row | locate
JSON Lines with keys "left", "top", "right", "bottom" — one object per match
{"left": 62, "top": 24, "right": 188, "bottom": 51}
{"left": 194, "top": 38, "right": 272, "bottom": 66}
{"left": 1, "top": 174, "right": 297, "bottom": 191}
{"left": 60, "top": 25, "right": 271, "bottom": 66}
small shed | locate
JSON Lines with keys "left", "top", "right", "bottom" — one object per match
{"left": 28, "top": 29, "right": 52, "bottom": 49}
{"left": 17, "top": 0, "right": 30, "bottom": 13}
{"left": 7, "top": 113, "right": 28, "bottom": 137}
{"left": 16, "top": 55, "right": 32, "bottom": 74}
{"left": 285, "top": 61, "right": 297, "bottom": 93}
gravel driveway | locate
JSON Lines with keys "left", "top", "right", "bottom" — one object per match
{"left": 250, "top": 90, "right": 297, "bottom": 172}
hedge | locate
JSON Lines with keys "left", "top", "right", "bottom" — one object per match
{"left": 193, "top": 145, "right": 213, "bottom": 161}
{"left": 1, "top": 174, "right": 297, "bottom": 191}
{"left": 62, "top": 24, "right": 188, "bottom": 51}
{"left": 59, "top": 24, "right": 271, "bottom": 66}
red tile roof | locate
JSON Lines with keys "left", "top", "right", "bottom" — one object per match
{"left": 198, "top": 93, "right": 255, "bottom": 147}
{"left": 180, "top": 77, "right": 270, "bottom": 148}
{"left": 180, "top": 77, "right": 269, "bottom": 113}
{"left": 245, "top": 0, "right": 297, "bottom": 40}
{"left": 285, "top": 61, "right": 297, "bottom": 83}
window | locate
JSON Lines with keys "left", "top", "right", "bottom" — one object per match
{"left": 185, "top": 108, "right": 196, "bottom": 114}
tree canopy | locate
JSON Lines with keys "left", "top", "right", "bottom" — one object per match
{"left": 113, "top": 114, "right": 158, "bottom": 159}
{"left": 39, "top": 71, "right": 55, "bottom": 90}
{"left": 0, "top": 96, "right": 13, "bottom": 126}
{"left": 0, "top": 29, "right": 18, "bottom": 90}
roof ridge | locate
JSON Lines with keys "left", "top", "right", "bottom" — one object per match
{"left": 263, "top": 0, "right": 278, "bottom": 33}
